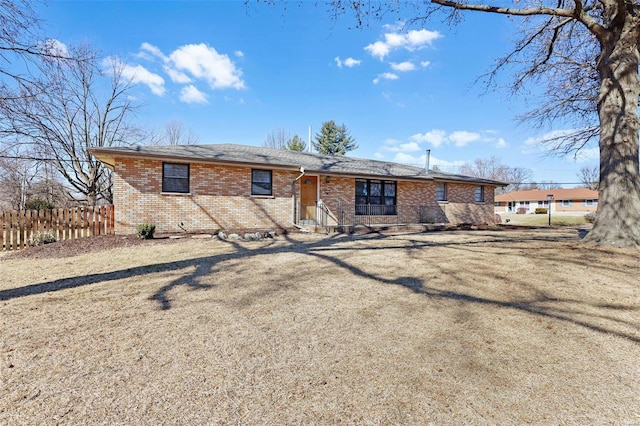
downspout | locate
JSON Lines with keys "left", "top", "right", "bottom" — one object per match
{"left": 292, "top": 166, "right": 305, "bottom": 225}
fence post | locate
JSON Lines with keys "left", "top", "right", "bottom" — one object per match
{"left": 0, "top": 210, "right": 4, "bottom": 251}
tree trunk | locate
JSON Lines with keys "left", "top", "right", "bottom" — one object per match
{"left": 584, "top": 19, "right": 640, "bottom": 247}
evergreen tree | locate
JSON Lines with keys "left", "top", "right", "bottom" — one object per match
{"left": 313, "top": 120, "right": 357, "bottom": 155}
{"left": 286, "top": 134, "right": 306, "bottom": 151}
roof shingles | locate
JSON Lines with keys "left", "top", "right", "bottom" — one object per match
{"left": 90, "top": 143, "right": 505, "bottom": 186}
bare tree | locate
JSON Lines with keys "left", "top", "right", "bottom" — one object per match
{"left": 0, "top": 44, "right": 141, "bottom": 205}
{"left": 0, "top": 0, "right": 42, "bottom": 93}
{"left": 263, "top": 128, "right": 291, "bottom": 149}
{"left": 536, "top": 181, "right": 562, "bottom": 190}
{"left": 578, "top": 165, "right": 599, "bottom": 190}
{"left": 458, "top": 156, "right": 532, "bottom": 194}
{"left": 0, "top": 146, "right": 38, "bottom": 209}
{"left": 0, "top": 1, "right": 75, "bottom": 100}
{"left": 150, "top": 119, "right": 200, "bottom": 145}
{"left": 305, "top": 0, "right": 640, "bottom": 246}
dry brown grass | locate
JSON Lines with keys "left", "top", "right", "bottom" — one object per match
{"left": 1, "top": 228, "right": 639, "bottom": 424}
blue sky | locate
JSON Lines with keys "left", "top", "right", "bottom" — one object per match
{"left": 37, "top": 1, "right": 599, "bottom": 185}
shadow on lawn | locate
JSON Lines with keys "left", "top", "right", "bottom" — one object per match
{"left": 1, "top": 228, "right": 638, "bottom": 343}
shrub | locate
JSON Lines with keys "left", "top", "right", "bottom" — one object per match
{"left": 584, "top": 211, "right": 596, "bottom": 223}
{"left": 535, "top": 208, "right": 548, "bottom": 214}
{"left": 28, "top": 231, "right": 57, "bottom": 246}
{"left": 136, "top": 224, "right": 156, "bottom": 239}
{"left": 25, "top": 198, "right": 55, "bottom": 210}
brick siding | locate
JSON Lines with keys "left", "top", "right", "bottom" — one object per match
{"left": 113, "top": 157, "right": 496, "bottom": 234}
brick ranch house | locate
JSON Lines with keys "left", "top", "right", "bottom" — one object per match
{"left": 495, "top": 188, "right": 599, "bottom": 215}
{"left": 89, "top": 144, "right": 505, "bottom": 234}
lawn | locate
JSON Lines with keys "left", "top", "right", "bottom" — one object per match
{"left": 498, "top": 212, "right": 590, "bottom": 227}
{"left": 1, "top": 228, "right": 638, "bottom": 424}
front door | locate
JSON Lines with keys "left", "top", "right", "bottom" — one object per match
{"left": 300, "top": 176, "right": 317, "bottom": 221}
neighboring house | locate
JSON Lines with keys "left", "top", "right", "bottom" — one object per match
{"left": 89, "top": 144, "right": 505, "bottom": 234}
{"left": 495, "top": 188, "right": 599, "bottom": 214}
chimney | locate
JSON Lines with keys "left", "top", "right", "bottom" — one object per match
{"left": 425, "top": 149, "right": 431, "bottom": 172}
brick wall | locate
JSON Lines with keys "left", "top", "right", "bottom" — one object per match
{"left": 112, "top": 158, "right": 497, "bottom": 234}
{"left": 441, "top": 182, "right": 495, "bottom": 224}
{"left": 114, "top": 158, "right": 298, "bottom": 234}
{"left": 319, "top": 178, "right": 495, "bottom": 226}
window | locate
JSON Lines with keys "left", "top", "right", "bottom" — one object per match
{"left": 583, "top": 199, "right": 597, "bottom": 206}
{"left": 561, "top": 200, "right": 573, "bottom": 207}
{"left": 538, "top": 200, "right": 549, "bottom": 206}
{"left": 474, "top": 185, "right": 484, "bottom": 203}
{"left": 251, "top": 169, "right": 272, "bottom": 196}
{"left": 355, "top": 179, "right": 396, "bottom": 215}
{"left": 162, "top": 163, "right": 189, "bottom": 193}
{"left": 436, "top": 182, "right": 447, "bottom": 201}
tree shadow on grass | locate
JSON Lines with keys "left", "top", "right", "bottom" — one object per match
{"left": 303, "top": 246, "right": 639, "bottom": 344}
{"left": 1, "top": 228, "right": 638, "bottom": 343}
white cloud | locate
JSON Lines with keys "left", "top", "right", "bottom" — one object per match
{"left": 379, "top": 139, "right": 422, "bottom": 153}
{"left": 523, "top": 129, "right": 599, "bottom": 162}
{"left": 42, "top": 39, "right": 69, "bottom": 57}
{"left": 409, "top": 129, "right": 488, "bottom": 148}
{"left": 390, "top": 152, "right": 465, "bottom": 172}
{"left": 169, "top": 43, "right": 245, "bottom": 90}
{"left": 108, "top": 57, "right": 166, "bottom": 96}
{"left": 496, "top": 138, "right": 508, "bottom": 148}
{"left": 375, "top": 132, "right": 475, "bottom": 172}
{"left": 393, "top": 152, "right": 427, "bottom": 166}
{"left": 429, "top": 156, "right": 467, "bottom": 172}
{"left": 139, "top": 42, "right": 168, "bottom": 61}
{"left": 179, "top": 85, "right": 208, "bottom": 104}
{"left": 406, "top": 29, "right": 441, "bottom": 49}
{"left": 420, "top": 61, "right": 431, "bottom": 68}
{"left": 365, "top": 27, "right": 442, "bottom": 60}
{"left": 344, "top": 57, "right": 361, "bottom": 67}
{"left": 575, "top": 147, "right": 599, "bottom": 162}
{"left": 373, "top": 72, "right": 399, "bottom": 84}
{"left": 364, "top": 41, "right": 390, "bottom": 60}
{"left": 335, "top": 56, "right": 361, "bottom": 68}
{"left": 133, "top": 42, "right": 246, "bottom": 100}
{"left": 522, "top": 129, "right": 581, "bottom": 155}
{"left": 449, "top": 130, "right": 481, "bottom": 147}
{"left": 523, "top": 129, "right": 580, "bottom": 147}
{"left": 410, "top": 130, "right": 447, "bottom": 147}
{"left": 164, "top": 66, "right": 192, "bottom": 84}
{"left": 390, "top": 61, "right": 416, "bottom": 72}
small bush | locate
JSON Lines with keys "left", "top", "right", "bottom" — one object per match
{"left": 25, "top": 198, "right": 55, "bottom": 210}
{"left": 584, "top": 211, "right": 596, "bottom": 223}
{"left": 29, "top": 231, "right": 57, "bottom": 246}
{"left": 535, "top": 208, "right": 548, "bottom": 214}
{"left": 136, "top": 224, "right": 156, "bottom": 239}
